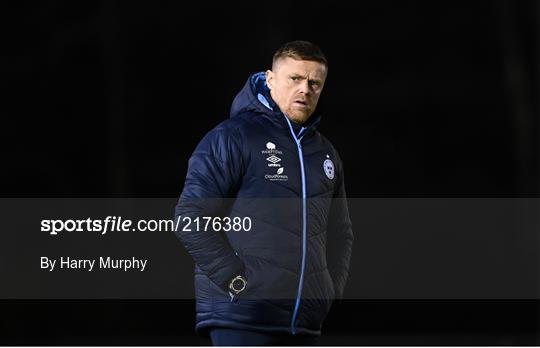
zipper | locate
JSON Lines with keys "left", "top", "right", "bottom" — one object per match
{"left": 283, "top": 117, "right": 307, "bottom": 335}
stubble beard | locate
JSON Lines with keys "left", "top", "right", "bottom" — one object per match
{"left": 285, "top": 107, "right": 312, "bottom": 125}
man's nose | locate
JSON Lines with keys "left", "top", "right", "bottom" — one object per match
{"left": 298, "top": 80, "right": 310, "bottom": 94}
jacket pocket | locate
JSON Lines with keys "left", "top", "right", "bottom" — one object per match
{"left": 206, "top": 250, "right": 248, "bottom": 301}
{"left": 237, "top": 252, "right": 299, "bottom": 300}
{"left": 233, "top": 250, "right": 257, "bottom": 299}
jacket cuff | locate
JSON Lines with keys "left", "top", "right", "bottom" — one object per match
{"left": 209, "top": 254, "right": 245, "bottom": 293}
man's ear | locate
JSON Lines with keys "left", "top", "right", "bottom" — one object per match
{"left": 265, "top": 70, "right": 274, "bottom": 90}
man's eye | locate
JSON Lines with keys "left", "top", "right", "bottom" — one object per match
{"left": 290, "top": 76, "right": 298, "bottom": 81}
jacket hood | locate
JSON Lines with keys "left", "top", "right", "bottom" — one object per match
{"left": 229, "top": 72, "right": 278, "bottom": 118}
{"left": 229, "top": 72, "right": 323, "bottom": 133}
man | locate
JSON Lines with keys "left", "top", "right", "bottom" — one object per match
{"left": 174, "top": 41, "right": 353, "bottom": 346}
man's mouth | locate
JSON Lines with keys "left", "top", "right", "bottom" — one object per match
{"left": 293, "top": 100, "right": 308, "bottom": 107}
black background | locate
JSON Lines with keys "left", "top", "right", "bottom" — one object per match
{"left": 2, "top": 1, "right": 539, "bottom": 345}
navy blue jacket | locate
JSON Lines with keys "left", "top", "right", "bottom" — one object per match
{"left": 174, "top": 72, "right": 353, "bottom": 337}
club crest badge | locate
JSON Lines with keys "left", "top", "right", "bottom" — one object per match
{"left": 323, "top": 155, "right": 335, "bottom": 180}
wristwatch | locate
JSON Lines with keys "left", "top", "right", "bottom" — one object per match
{"left": 228, "top": 275, "right": 247, "bottom": 295}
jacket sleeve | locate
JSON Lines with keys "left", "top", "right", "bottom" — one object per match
{"left": 326, "top": 151, "right": 354, "bottom": 302}
{"left": 174, "top": 125, "right": 245, "bottom": 292}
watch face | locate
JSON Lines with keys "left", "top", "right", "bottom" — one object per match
{"left": 232, "top": 277, "right": 246, "bottom": 292}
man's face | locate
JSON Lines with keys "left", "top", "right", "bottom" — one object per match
{"left": 266, "top": 57, "right": 327, "bottom": 124}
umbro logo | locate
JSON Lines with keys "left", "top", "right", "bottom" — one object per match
{"left": 266, "top": 155, "right": 281, "bottom": 164}
{"left": 261, "top": 141, "right": 283, "bottom": 168}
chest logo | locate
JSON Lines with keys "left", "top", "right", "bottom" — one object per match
{"left": 262, "top": 142, "right": 283, "bottom": 168}
{"left": 265, "top": 167, "right": 288, "bottom": 181}
{"left": 266, "top": 155, "right": 281, "bottom": 165}
{"left": 262, "top": 142, "right": 288, "bottom": 181}
{"left": 323, "top": 155, "right": 335, "bottom": 180}
{"left": 261, "top": 142, "right": 283, "bottom": 155}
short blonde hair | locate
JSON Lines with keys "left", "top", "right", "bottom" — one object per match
{"left": 272, "top": 41, "right": 328, "bottom": 69}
